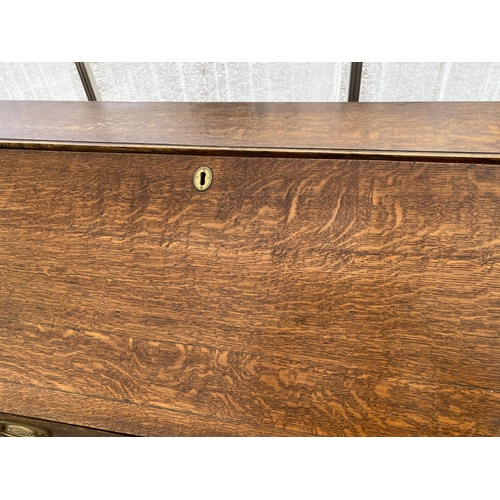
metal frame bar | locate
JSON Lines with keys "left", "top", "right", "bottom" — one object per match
{"left": 75, "top": 62, "right": 101, "bottom": 101}
{"left": 75, "top": 62, "right": 360, "bottom": 103}
{"left": 348, "top": 62, "right": 363, "bottom": 102}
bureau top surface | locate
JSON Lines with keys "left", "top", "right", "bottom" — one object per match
{"left": 0, "top": 101, "right": 499, "bottom": 155}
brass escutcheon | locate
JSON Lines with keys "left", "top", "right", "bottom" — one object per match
{"left": 0, "top": 420, "right": 51, "bottom": 437}
{"left": 193, "top": 166, "right": 213, "bottom": 191}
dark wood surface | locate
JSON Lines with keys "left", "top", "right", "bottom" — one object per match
{"left": 0, "top": 101, "right": 499, "bottom": 155}
{"left": 1, "top": 147, "right": 499, "bottom": 436}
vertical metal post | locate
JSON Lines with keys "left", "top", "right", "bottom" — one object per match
{"left": 75, "top": 62, "right": 101, "bottom": 101}
{"left": 348, "top": 62, "right": 363, "bottom": 102}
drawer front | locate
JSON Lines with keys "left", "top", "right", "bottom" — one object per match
{"left": 0, "top": 412, "right": 125, "bottom": 437}
{"left": 1, "top": 149, "right": 500, "bottom": 436}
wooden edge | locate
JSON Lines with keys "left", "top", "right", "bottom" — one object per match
{"left": 1, "top": 139, "right": 500, "bottom": 164}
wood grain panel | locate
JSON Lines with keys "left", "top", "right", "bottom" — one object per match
{"left": 1, "top": 323, "right": 499, "bottom": 436}
{"left": 1, "top": 148, "right": 500, "bottom": 435}
{"left": 0, "top": 101, "right": 499, "bottom": 154}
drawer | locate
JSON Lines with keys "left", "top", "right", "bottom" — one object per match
{"left": 0, "top": 412, "right": 126, "bottom": 437}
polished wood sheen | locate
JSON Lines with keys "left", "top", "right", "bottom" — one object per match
{"left": 0, "top": 102, "right": 499, "bottom": 436}
{"left": 0, "top": 101, "right": 499, "bottom": 155}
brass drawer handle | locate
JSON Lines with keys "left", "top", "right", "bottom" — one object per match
{"left": 0, "top": 419, "right": 51, "bottom": 437}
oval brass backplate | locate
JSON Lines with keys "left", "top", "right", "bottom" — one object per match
{"left": 0, "top": 420, "right": 51, "bottom": 437}
{"left": 193, "top": 166, "right": 213, "bottom": 191}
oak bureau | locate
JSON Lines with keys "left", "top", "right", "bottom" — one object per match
{"left": 1, "top": 101, "right": 499, "bottom": 436}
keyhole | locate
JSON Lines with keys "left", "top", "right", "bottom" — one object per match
{"left": 193, "top": 166, "right": 212, "bottom": 191}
